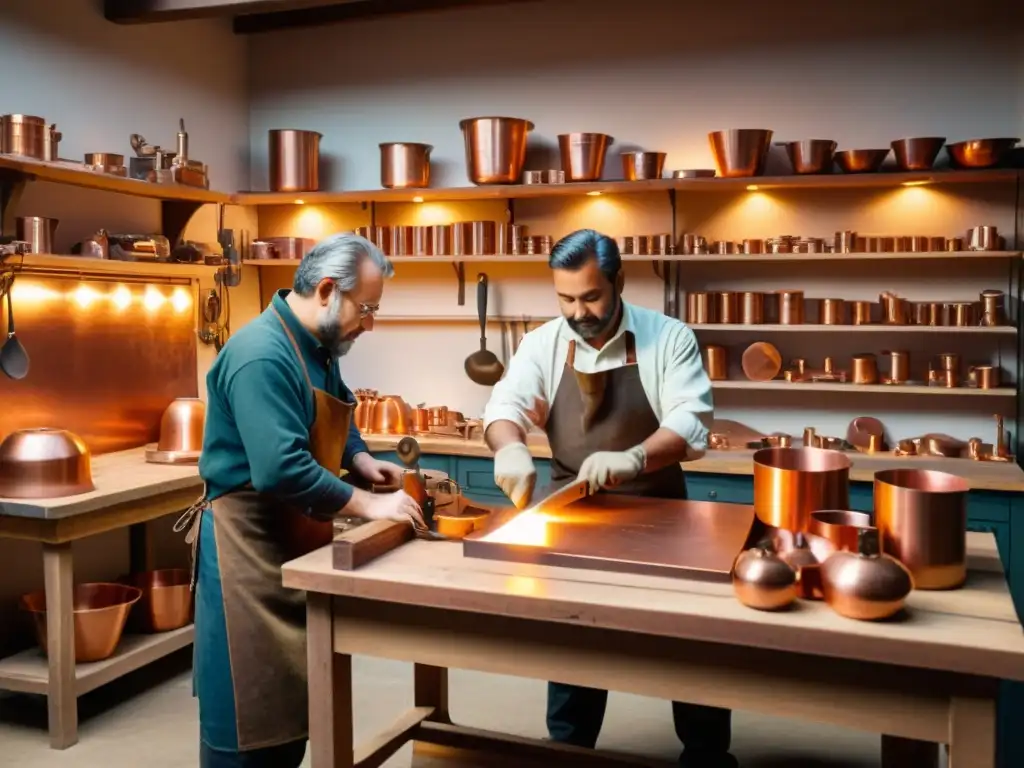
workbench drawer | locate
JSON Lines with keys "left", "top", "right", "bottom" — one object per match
{"left": 967, "top": 491, "right": 1011, "bottom": 523}
{"left": 684, "top": 474, "right": 753, "bottom": 504}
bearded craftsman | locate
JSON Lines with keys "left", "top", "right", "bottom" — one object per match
{"left": 178, "top": 234, "right": 425, "bottom": 768}
{"left": 483, "top": 229, "right": 735, "bottom": 768}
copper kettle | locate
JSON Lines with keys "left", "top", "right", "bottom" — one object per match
{"left": 732, "top": 540, "right": 798, "bottom": 611}
{"left": 820, "top": 528, "right": 913, "bottom": 621}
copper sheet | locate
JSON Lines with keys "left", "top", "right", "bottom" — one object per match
{"left": 463, "top": 494, "right": 757, "bottom": 582}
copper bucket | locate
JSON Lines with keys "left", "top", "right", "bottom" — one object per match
{"left": 874, "top": 469, "right": 968, "bottom": 590}
{"left": 122, "top": 569, "right": 193, "bottom": 633}
{"left": 753, "top": 447, "right": 851, "bottom": 532}
{"left": 20, "top": 583, "right": 142, "bottom": 662}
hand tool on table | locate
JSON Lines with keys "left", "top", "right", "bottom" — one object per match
{"left": 525, "top": 477, "right": 594, "bottom": 514}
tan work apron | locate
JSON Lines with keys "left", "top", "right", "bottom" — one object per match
{"left": 177, "top": 306, "right": 354, "bottom": 750}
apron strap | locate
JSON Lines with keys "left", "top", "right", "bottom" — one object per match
{"left": 271, "top": 305, "right": 316, "bottom": 393}
{"left": 566, "top": 339, "right": 576, "bottom": 368}
{"left": 565, "top": 333, "right": 636, "bottom": 368}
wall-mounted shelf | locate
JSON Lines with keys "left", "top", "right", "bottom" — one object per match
{"left": 713, "top": 381, "right": 1015, "bottom": 396}
{"left": 692, "top": 323, "right": 1017, "bottom": 335}
{"left": 4, "top": 253, "right": 220, "bottom": 280}
{"left": 674, "top": 250, "right": 1021, "bottom": 262}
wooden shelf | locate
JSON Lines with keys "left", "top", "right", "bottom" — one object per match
{"left": 374, "top": 314, "right": 553, "bottom": 324}
{"left": 713, "top": 380, "right": 1015, "bottom": 396}
{"left": 0, "top": 624, "right": 193, "bottom": 697}
{"left": 234, "top": 168, "right": 1019, "bottom": 206}
{"left": 692, "top": 323, "right": 1017, "bottom": 335}
{"left": 7, "top": 253, "right": 220, "bottom": 279}
{"left": 0, "top": 154, "right": 231, "bottom": 204}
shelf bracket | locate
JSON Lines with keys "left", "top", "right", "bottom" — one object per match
{"left": 161, "top": 199, "right": 205, "bottom": 247}
{"left": 0, "top": 170, "right": 27, "bottom": 239}
{"left": 668, "top": 189, "right": 677, "bottom": 245}
{"left": 451, "top": 261, "right": 465, "bottom": 305}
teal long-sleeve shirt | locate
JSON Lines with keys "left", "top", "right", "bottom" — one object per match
{"left": 198, "top": 289, "right": 369, "bottom": 518}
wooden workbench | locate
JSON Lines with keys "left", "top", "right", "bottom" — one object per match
{"left": 0, "top": 447, "right": 202, "bottom": 749}
{"left": 284, "top": 529, "right": 1024, "bottom": 768}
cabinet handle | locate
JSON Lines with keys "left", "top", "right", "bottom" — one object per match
{"left": 708, "top": 490, "right": 718, "bottom": 500}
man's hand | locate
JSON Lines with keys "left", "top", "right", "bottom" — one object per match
{"left": 577, "top": 446, "right": 646, "bottom": 489}
{"left": 344, "top": 487, "right": 425, "bottom": 530}
{"left": 352, "top": 452, "right": 404, "bottom": 486}
{"left": 493, "top": 442, "right": 536, "bottom": 509}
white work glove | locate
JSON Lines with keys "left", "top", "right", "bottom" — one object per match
{"left": 363, "top": 490, "right": 426, "bottom": 530}
{"left": 494, "top": 442, "right": 537, "bottom": 510}
{"left": 577, "top": 446, "right": 646, "bottom": 489}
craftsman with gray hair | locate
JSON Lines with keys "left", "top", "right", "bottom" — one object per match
{"left": 177, "top": 233, "right": 425, "bottom": 768}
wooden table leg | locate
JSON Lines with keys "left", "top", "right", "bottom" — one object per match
{"left": 43, "top": 542, "right": 76, "bottom": 749}
{"left": 881, "top": 735, "right": 938, "bottom": 768}
{"left": 414, "top": 665, "right": 450, "bottom": 724}
{"left": 948, "top": 695, "right": 996, "bottom": 768}
{"left": 307, "top": 593, "right": 353, "bottom": 768}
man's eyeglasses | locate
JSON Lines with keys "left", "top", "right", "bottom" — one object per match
{"left": 357, "top": 302, "right": 379, "bottom": 318}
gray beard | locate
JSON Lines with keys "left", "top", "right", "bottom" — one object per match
{"left": 317, "top": 291, "right": 355, "bottom": 358}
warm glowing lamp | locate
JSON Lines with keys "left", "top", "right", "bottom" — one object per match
{"left": 170, "top": 288, "right": 192, "bottom": 313}
{"left": 143, "top": 286, "right": 166, "bottom": 311}
{"left": 72, "top": 284, "right": 99, "bottom": 309}
{"left": 111, "top": 285, "right": 132, "bottom": 310}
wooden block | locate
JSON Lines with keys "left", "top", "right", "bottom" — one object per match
{"left": 332, "top": 520, "right": 414, "bottom": 571}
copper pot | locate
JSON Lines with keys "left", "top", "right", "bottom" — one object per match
{"left": 874, "top": 468, "right": 969, "bottom": 590}
{"left": 850, "top": 301, "right": 872, "bottom": 325}
{"left": 1, "top": 114, "right": 47, "bottom": 159}
{"left": 820, "top": 528, "right": 913, "bottom": 621}
{"left": 731, "top": 541, "right": 797, "bottom": 611}
{"left": 967, "top": 365, "right": 1000, "bottom": 390}
{"left": 20, "top": 583, "right": 142, "bottom": 662}
{"left": 368, "top": 395, "right": 412, "bottom": 435}
{"left": 268, "top": 129, "right": 321, "bottom": 193}
{"left": 967, "top": 225, "right": 999, "bottom": 251}
{"left": 890, "top": 137, "right": 946, "bottom": 171}
{"left": 460, "top": 117, "right": 533, "bottom": 185}
{"left": 779, "top": 532, "right": 822, "bottom": 600}
{"left": 702, "top": 345, "right": 728, "bottom": 381}
{"left": 808, "top": 510, "right": 874, "bottom": 552}
{"left": 834, "top": 148, "right": 890, "bottom": 173}
{"left": 621, "top": 151, "right": 666, "bottom": 180}
{"left": 686, "top": 292, "right": 714, "bottom": 324}
{"left": 380, "top": 142, "right": 432, "bottom": 189}
{"left": 558, "top": 133, "right": 613, "bottom": 182}
{"left": 0, "top": 428, "right": 94, "bottom": 499}
{"left": 819, "top": 298, "right": 845, "bottom": 325}
{"left": 122, "top": 569, "right": 193, "bottom": 633}
{"left": 780, "top": 140, "right": 836, "bottom": 174}
{"left": 753, "top": 447, "right": 851, "bottom": 532}
{"left": 850, "top": 353, "right": 879, "bottom": 385}
{"left": 777, "top": 290, "right": 804, "bottom": 325}
{"left": 708, "top": 129, "right": 773, "bottom": 177}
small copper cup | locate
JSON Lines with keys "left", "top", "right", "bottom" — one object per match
{"left": 819, "top": 298, "right": 846, "bottom": 325}
{"left": 703, "top": 345, "right": 729, "bottom": 381}
{"left": 740, "top": 292, "right": 764, "bottom": 324}
{"left": 851, "top": 301, "right": 872, "bottom": 325}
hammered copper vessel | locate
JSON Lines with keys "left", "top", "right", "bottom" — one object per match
{"left": 269, "top": 129, "right": 321, "bottom": 192}
{"left": 808, "top": 510, "right": 874, "bottom": 552}
{"left": 558, "top": 133, "right": 612, "bottom": 182}
{"left": 0, "top": 428, "right": 95, "bottom": 499}
{"left": 123, "top": 569, "right": 193, "bottom": 633}
{"left": 820, "top": 528, "right": 913, "bottom": 621}
{"left": 731, "top": 541, "right": 797, "bottom": 611}
{"left": 874, "top": 468, "right": 968, "bottom": 590}
{"left": 752, "top": 447, "right": 851, "bottom": 532}
{"left": 460, "top": 117, "right": 534, "bottom": 185}
{"left": 379, "top": 142, "right": 432, "bottom": 189}
{"left": 890, "top": 137, "right": 946, "bottom": 171}
{"left": 21, "top": 583, "right": 142, "bottom": 662}
{"left": 702, "top": 345, "right": 728, "bottom": 381}
{"left": 621, "top": 151, "right": 666, "bottom": 180}
{"left": 708, "top": 129, "right": 773, "bottom": 177}
{"left": 780, "top": 140, "right": 836, "bottom": 174}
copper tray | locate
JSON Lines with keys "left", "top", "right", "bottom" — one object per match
{"left": 463, "top": 494, "right": 757, "bottom": 582}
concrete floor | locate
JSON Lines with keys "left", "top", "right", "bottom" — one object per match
{"left": 0, "top": 649, "right": 900, "bottom": 767}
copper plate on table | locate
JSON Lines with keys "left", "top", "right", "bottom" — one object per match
{"left": 463, "top": 494, "right": 757, "bottom": 582}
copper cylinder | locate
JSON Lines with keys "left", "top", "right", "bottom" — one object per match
{"left": 882, "top": 350, "right": 910, "bottom": 384}
{"left": 371, "top": 226, "right": 391, "bottom": 255}
{"left": 778, "top": 290, "right": 804, "bottom": 325}
{"left": 702, "top": 345, "right": 728, "bottom": 381}
{"left": 413, "top": 408, "right": 430, "bottom": 432}
{"left": 743, "top": 238, "right": 764, "bottom": 254}
{"left": 752, "top": 447, "right": 851, "bottom": 532}
{"left": 508, "top": 224, "right": 527, "bottom": 255}
{"left": 269, "top": 129, "right": 322, "bottom": 193}
{"left": 967, "top": 365, "right": 1000, "bottom": 389}
{"left": 636, "top": 236, "right": 652, "bottom": 256}
{"left": 411, "top": 226, "right": 433, "bottom": 256}
{"left": 1, "top": 114, "right": 47, "bottom": 159}
{"left": 946, "top": 237, "right": 964, "bottom": 252}
{"left": 905, "top": 236, "right": 928, "bottom": 252}
{"left": 717, "top": 292, "right": 739, "bottom": 324}
{"left": 379, "top": 142, "right": 431, "bottom": 189}
{"left": 686, "top": 292, "right": 714, "bottom": 324}
{"left": 850, "top": 353, "right": 879, "bottom": 385}
{"left": 951, "top": 303, "right": 975, "bottom": 327}
{"left": 808, "top": 510, "right": 874, "bottom": 552}
{"left": 433, "top": 224, "right": 452, "bottom": 255}
{"left": 912, "top": 302, "right": 931, "bottom": 326}
{"left": 835, "top": 231, "right": 855, "bottom": 253}
{"left": 621, "top": 151, "right": 666, "bottom": 180}
{"left": 390, "top": 225, "right": 415, "bottom": 256}
{"left": 850, "top": 301, "right": 872, "bottom": 325}
{"left": 878, "top": 236, "right": 896, "bottom": 253}
{"left": 650, "top": 233, "right": 673, "bottom": 255}
{"left": 980, "top": 290, "right": 1004, "bottom": 326}
{"left": 874, "top": 469, "right": 969, "bottom": 590}
{"left": 739, "top": 292, "right": 764, "bottom": 324}
{"left": 928, "top": 236, "right": 945, "bottom": 252}
{"left": 967, "top": 225, "right": 998, "bottom": 251}
{"left": 819, "top": 298, "right": 845, "bottom": 325}
{"left": 715, "top": 241, "right": 738, "bottom": 255}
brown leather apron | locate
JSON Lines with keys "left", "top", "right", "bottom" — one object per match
{"left": 176, "top": 307, "right": 354, "bottom": 750}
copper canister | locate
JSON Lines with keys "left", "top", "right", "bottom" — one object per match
{"left": 636, "top": 237, "right": 651, "bottom": 256}
{"left": 618, "top": 236, "right": 636, "bottom": 255}
{"left": 413, "top": 408, "right": 430, "bottom": 432}
{"left": 740, "top": 292, "right": 764, "bottom": 324}
{"left": 819, "top": 298, "right": 845, "bottom": 325}
{"left": 951, "top": 302, "right": 975, "bottom": 327}
{"left": 717, "top": 292, "right": 740, "bottom": 324}
{"left": 967, "top": 365, "right": 1001, "bottom": 389}
{"left": 834, "top": 231, "right": 855, "bottom": 254}
{"left": 1, "top": 114, "right": 47, "bottom": 159}
{"left": 878, "top": 236, "right": 896, "bottom": 253}
{"left": 980, "top": 290, "right": 1004, "bottom": 326}
{"left": 651, "top": 233, "right": 673, "bottom": 255}
{"left": 752, "top": 447, "right": 851, "bottom": 532}
{"left": 851, "top": 353, "right": 879, "bottom": 385}
{"left": 928, "top": 236, "right": 946, "bottom": 252}
{"left": 912, "top": 302, "right": 930, "bottom": 326}
{"left": 874, "top": 469, "right": 968, "bottom": 590}
{"left": 702, "top": 345, "right": 728, "bottom": 380}
{"left": 851, "top": 301, "right": 872, "bottom": 325}
{"left": 967, "top": 225, "right": 998, "bottom": 251}
{"left": 412, "top": 226, "right": 433, "bottom": 256}
{"left": 508, "top": 224, "right": 526, "bottom": 255}
{"left": 372, "top": 226, "right": 391, "bottom": 255}
{"left": 269, "top": 129, "right": 322, "bottom": 193}
{"left": 778, "top": 290, "right": 804, "bottom": 325}
{"left": 946, "top": 237, "right": 963, "bottom": 251}
{"left": 390, "top": 226, "right": 414, "bottom": 256}
{"left": 715, "top": 241, "right": 737, "bottom": 255}
{"left": 882, "top": 350, "right": 910, "bottom": 384}
{"left": 906, "top": 236, "right": 928, "bottom": 252}
{"left": 742, "top": 239, "right": 764, "bottom": 255}
{"left": 686, "top": 292, "right": 714, "bottom": 324}
{"left": 433, "top": 224, "right": 452, "bottom": 256}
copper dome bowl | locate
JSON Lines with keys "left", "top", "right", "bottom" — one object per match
{"left": 146, "top": 397, "right": 206, "bottom": 464}
{"left": 0, "top": 428, "right": 94, "bottom": 499}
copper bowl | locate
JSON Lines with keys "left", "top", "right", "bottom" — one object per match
{"left": 0, "top": 428, "right": 94, "bottom": 499}
{"left": 379, "top": 142, "right": 432, "bottom": 189}
{"left": 946, "top": 138, "right": 1019, "bottom": 169}
{"left": 753, "top": 447, "right": 851, "bottom": 532}
{"left": 621, "top": 151, "right": 666, "bottom": 180}
{"left": 20, "top": 583, "right": 142, "bottom": 662}
{"left": 780, "top": 140, "right": 836, "bottom": 174}
{"left": 460, "top": 117, "right": 534, "bottom": 185}
{"left": 808, "top": 510, "right": 874, "bottom": 553}
{"left": 835, "top": 149, "right": 890, "bottom": 173}
{"left": 874, "top": 468, "right": 968, "bottom": 590}
{"left": 708, "top": 129, "right": 773, "bottom": 178}
{"left": 368, "top": 395, "right": 412, "bottom": 435}
{"left": 558, "top": 133, "right": 613, "bottom": 182}
{"left": 890, "top": 137, "right": 945, "bottom": 171}
{"left": 122, "top": 569, "right": 193, "bottom": 633}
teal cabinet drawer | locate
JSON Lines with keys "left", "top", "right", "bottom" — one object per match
{"left": 685, "top": 474, "right": 753, "bottom": 504}
{"left": 371, "top": 450, "right": 452, "bottom": 475}
{"left": 968, "top": 491, "right": 1011, "bottom": 523}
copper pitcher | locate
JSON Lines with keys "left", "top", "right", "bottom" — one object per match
{"left": 702, "top": 345, "right": 728, "bottom": 381}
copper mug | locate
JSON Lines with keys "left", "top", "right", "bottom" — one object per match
{"left": 851, "top": 354, "right": 879, "bottom": 385}
{"left": 967, "top": 365, "right": 1000, "bottom": 390}
{"left": 703, "top": 345, "right": 729, "bottom": 381}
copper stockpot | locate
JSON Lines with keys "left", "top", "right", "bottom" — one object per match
{"left": 820, "top": 528, "right": 913, "bottom": 621}
{"left": 269, "top": 129, "right": 321, "bottom": 193}
{"left": 967, "top": 365, "right": 1001, "bottom": 390}
{"left": 777, "top": 290, "right": 804, "bottom": 325}
{"left": 122, "top": 569, "right": 193, "bottom": 633}
{"left": 686, "top": 292, "right": 714, "bottom": 324}
{"left": 731, "top": 541, "right": 797, "bottom": 611}
{"left": 834, "top": 148, "right": 890, "bottom": 173}
{"left": 780, "top": 140, "right": 836, "bottom": 174}
{"left": 702, "top": 345, "right": 728, "bottom": 381}
{"left": 890, "top": 137, "right": 946, "bottom": 171}
{"left": 717, "top": 291, "right": 739, "bottom": 324}
{"left": 850, "top": 353, "right": 879, "bottom": 385}
{"left": 380, "top": 142, "right": 432, "bottom": 189}
{"left": 708, "top": 129, "right": 773, "bottom": 177}
{"left": 980, "top": 289, "right": 1005, "bottom": 326}
{"left": 739, "top": 292, "right": 763, "bottom": 324}
{"left": 621, "top": 151, "right": 666, "bottom": 180}
{"left": 752, "top": 447, "right": 851, "bottom": 532}
{"left": 368, "top": 396, "right": 413, "bottom": 435}
{"left": 874, "top": 468, "right": 969, "bottom": 590}
{"left": 558, "top": 133, "right": 612, "bottom": 182}
{"left": 946, "top": 138, "right": 1019, "bottom": 169}
{"left": 1, "top": 114, "right": 47, "bottom": 159}
{"left": 20, "top": 583, "right": 142, "bottom": 662}
{"left": 0, "top": 428, "right": 95, "bottom": 499}
{"left": 460, "top": 117, "right": 533, "bottom": 185}
{"left": 850, "top": 301, "right": 872, "bottom": 325}
{"left": 819, "top": 298, "right": 845, "bottom": 325}
{"left": 808, "top": 510, "right": 874, "bottom": 552}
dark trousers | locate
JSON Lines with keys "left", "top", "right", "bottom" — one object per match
{"left": 200, "top": 739, "right": 306, "bottom": 768}
{"left": 547, "top": 682, "right": 737, "bottom": 767}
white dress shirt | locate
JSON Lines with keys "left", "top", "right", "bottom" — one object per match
{"left": 483, "top": 301, "right": 714, "bottom": 457}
